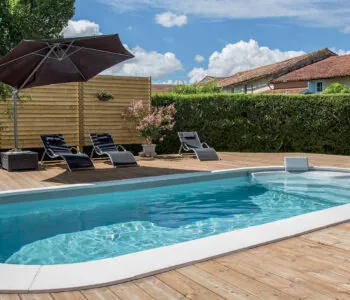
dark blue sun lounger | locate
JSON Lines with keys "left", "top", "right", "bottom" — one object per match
{"left": 89, "top": 133, "right": 138, "bottom": 167}
{"left": 40, "top": 134, "right": 94, "bottom": 171}
{"left": 178, "top": 131, "right": 219, "bottom": 161}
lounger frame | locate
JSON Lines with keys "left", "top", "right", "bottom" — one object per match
{"left": 178, "top": 132, "right": 219, "bottom": 161}
{"left": 40, "top": 134, "right": 94, "bottom": 172}
{"left": 89, "top": 133, "right": 138, "bottom": 167}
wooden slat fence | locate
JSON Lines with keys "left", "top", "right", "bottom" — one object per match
{"left": 0, "top": 75, "right": 151, "bottom": 149}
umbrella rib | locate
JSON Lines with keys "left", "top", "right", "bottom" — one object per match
{"left": 19, "top": 44, "right": 57, "bottom": 90}
{"left": 66, "top": 56, "right": 87, "bottom": 81}
{"left": 0, "top": 46, "right": 50, "bottom": 68}
{"left": 77, "top": 47, "right": 134, "bottom": 58}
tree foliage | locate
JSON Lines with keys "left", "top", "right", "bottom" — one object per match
{"left": 170, "top": 82, "right": 221, "bottom": 94}
{"left": 0, "top": 0, "right": 75, "bottom": 104}
{"left": 0, "top": 0, "right": 75, "bottom": 57}
{"left": 323, "top": 83, "right": 350, "bottom": 94}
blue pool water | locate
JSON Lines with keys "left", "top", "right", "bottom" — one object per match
{"left": 0, "top": 171, "right": 349, "bottom": 265}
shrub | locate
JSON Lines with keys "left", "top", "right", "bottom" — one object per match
{"left": 123, "top": 100, "right": 176, "bottom": 144}
{"left": 323, "top": 83, "right": 350, "bottom": 94}
{"left": 152, "top": 93, "right": 350, "bottom": 155}
{"left": 170, "top": 82, "right": 221, "bottom": 94}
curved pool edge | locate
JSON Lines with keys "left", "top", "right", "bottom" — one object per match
{"left": 1, "top": 166, "right": 350, "bottom": 293}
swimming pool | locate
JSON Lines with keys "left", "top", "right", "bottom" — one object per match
{"left": 1, "top": 168, "right": 349, "bottom": 267}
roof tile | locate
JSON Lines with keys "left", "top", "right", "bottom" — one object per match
{"left": 217, "top": 48, "right": 335, "bottom": 88}
{"left": 272, "top": 54, "right": 350, "bottom": 83}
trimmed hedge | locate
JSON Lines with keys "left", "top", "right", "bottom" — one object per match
{"left": 152, "top": 93, "right": 350, "bottom": 155}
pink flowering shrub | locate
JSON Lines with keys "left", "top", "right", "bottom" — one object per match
{"left": 123, "top": 100, "right": 176, "bottom": 144}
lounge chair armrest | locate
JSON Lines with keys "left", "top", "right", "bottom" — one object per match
{"left": 94, "top": 146, "right": 103, "bottom": 155}
{"left": 182, "top": 143, "right": 191, "bottom": 151}
{"left": 47, "top": 149, "right": 56, "bottom": 158}
{"left": 116, "top": 145, "right": 127, "bottom": 151}
{"left": 70, "top": 147, "right": 79, "bottom": 154}
{"left": 202, "top": 142, "right": 210, "bottom": 148}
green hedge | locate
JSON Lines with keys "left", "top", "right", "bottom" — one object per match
{"left": 152, "top": 93, "right": 350, "bottom": 155}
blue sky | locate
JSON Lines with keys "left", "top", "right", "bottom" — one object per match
{"left": 66, "top": 0, "right": 350, "bottom": 83}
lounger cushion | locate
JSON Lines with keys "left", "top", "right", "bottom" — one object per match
{"left": 106, "top": 151, "right": 138, "bottom": 166}
{"left": 192, "top": 148, "right": 219, "bottom": 161}
{"left": 183, "top": 132, "right": 197, "bottom": 139}
{"left": 58, "top": 153, "right": 94, "bottom": 169}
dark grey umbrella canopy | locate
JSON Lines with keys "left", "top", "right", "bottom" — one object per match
{"left": 0, "top": 34, "right": 134, "bottom": 90}
{"left": 0, "top": 34, "right": 134, "bottom": 150}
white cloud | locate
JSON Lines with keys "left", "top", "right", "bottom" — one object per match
{"left": 194, "top": 55, "right": 205, "bottom": 63}
{"left": 126, "top": 26, "right": 133, "bottom": 31}
{"left": 155, "top": 12, "right": 187, "bottom": 27}
{"left": 158, "top": 79, "right": 188, "bottom": 84}
{"left": 188, "top": 68, "right": 207, "bottom": 84}
{"left": 61, "top": 20, "right": 101, "bottom": 37}
{"left": 330, "top": 47, "right": 350, "bottom": 56}
{"left": 187, "top": 39, "right": 305, "bottom": 83}
{"left": 99, "top": 0, "right": 350, "bottom": 31}
{"left": 103, "top": 45, "right": 182, "bottom": 79}
{"left": 343, "top": 26, "right": 350, "bottom": 34}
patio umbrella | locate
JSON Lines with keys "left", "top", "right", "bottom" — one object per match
{"left": 0, "top": 34, "right": 134, "bottom": 150}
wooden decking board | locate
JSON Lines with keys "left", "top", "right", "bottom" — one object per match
{"left": 233, "top": 247, "right": 350, "bottom": 298}
{"left": 177, "top": 265, "right": 260, "bottom": 299}
{"left": 156, "top": 270, "right": 224, "bottom": 300}
{"left": 81, "top": 288, "right": 120, "bottom": 300}
{"left": 133, "top": 277, "right": 186, "bottom": 300}
{"left": 195, "top": 260, "right": 295, "bottom": 300}
{"left": 215, "top": 254, "right": 332, "bottom": 300}
{"left": 108, "top": 282, "right": 152, "bottom": 300}
{"left": 0, "top": 153, "right": 349, "bottom": 299}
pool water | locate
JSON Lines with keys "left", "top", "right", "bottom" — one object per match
{"left": 0, "top": 171, "right": 349, "bottom": 265}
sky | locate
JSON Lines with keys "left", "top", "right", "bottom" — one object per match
{"left": 63, "top": 0, "right": 350, "bottom": 84}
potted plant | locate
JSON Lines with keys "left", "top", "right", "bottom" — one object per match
{"left": 123, "top": 100, "right": 176, "bottom": 157}
{"left": 96, "top": 91, "right": 114, "bottom": 101}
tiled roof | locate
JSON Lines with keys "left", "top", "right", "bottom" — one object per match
{"left": 196, "top": 76, "right": 223, "bottom": 86}
{"left": 261, "top": 87, "right": 308, "bottom": 94}
{"left": 272, "top": 54, "right": 350, "bottom": 83}
{"left": 217, "top": 48, "right": 336, "bottom": 88}
{"left": 152, "top": 84, "right": 173, "bottom": 94}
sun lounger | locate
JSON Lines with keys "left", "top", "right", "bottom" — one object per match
{"left": 89, "top": 133, "right": 138, "bottom": 167}
{"left": 40, "top": 134, "right": 94, "bottom": 171}
{"left": 178, "top": 132, "right": 219, "bottom": 161}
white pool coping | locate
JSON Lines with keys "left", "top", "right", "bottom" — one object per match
{"left": 0, "top": 166, "right": 349, "bottom": 293}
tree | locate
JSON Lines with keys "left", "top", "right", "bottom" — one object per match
{"left": 0, "top": 0, "right": 75, "bottom": 102}
{"left": 170, "top": 82, "right": 221, "bottom": 94}
{"left": 1, "top": 0, "right": 75, "bottom": 57}
{"left": 323, "top": 83, "right": 350, "bottom": 94}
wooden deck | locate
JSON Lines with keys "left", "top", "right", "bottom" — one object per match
{"left": 0, "top": 152, "right": 349, "bottom": 299}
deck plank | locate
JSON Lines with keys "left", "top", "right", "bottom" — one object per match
{"left": 177, "top": 265, "right": 259, "bottom": 299}
{"left": 156, "top": 270, "right": 224, "bottom": 300}
{"left": 19, "top": 294, "right": 53, "bottom": 300}
{"left": 195, "top": 260, "right": 296, "bottom": 300}
{"left": 109, "top": 282, "right": 154, "bottom": 300}
{"left": 81, "top": 288, "right": 120, "bottom": 300}
{"left": 134, "top": 277, "right": 186, "bottom": 300}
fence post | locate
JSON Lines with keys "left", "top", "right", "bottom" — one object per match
{"left": 148, "top": 76, "right": 152, "bottom": 110}
{"left": 78, "top": 82, "right": 84, "bottom": 151}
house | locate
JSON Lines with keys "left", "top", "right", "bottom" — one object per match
{"left": 271, "top": 54, "right": 350, "bottom": 94}
{"left": 152, "top": 84, "right": 174, "bottom": 94}
{"left": 196, "top": 76, "right": 222, "bottom": 86}
{"left": 209, "top": 48, "right": 336, "bottom": 93}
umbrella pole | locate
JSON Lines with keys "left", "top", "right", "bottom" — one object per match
{"left": 12, "top": 88, "right": 19, "bottom": 151}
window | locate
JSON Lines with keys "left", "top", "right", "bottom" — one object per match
{"left": 316, "top": 82, "right": 323, "bottom": 93}
{"left": 231, "top": 87, "right": 235, "bottom": 93}
{"left": 244, "top": 84, "right": 248, "bottom": 93}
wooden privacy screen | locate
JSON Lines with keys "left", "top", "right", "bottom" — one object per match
{"left": 0, "top": 76, "right": 151, "bottom": 149}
